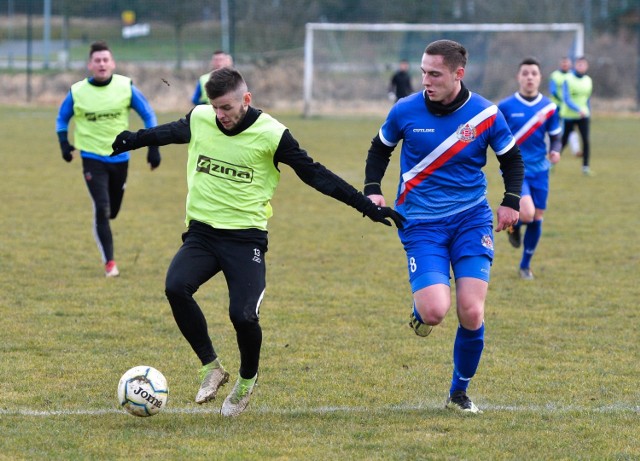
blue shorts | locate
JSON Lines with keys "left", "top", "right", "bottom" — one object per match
{"left": 522, "top": 169, "right": 550, "bottom": 211}
{"left": 398, "top": 202, "right": 494, "bottom": 291}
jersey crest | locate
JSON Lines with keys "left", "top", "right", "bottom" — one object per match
{"left": 481, "top": 234, "right": 494, "bottom": 250}
{"left": 456, "top": 123, "right": 476, "bottom": 142}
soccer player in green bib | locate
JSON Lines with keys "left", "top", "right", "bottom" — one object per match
{"left": 549, "top": 56, "right": 582, "bottom": 157}
{"left": 111, "top": 67, "right": 404, "bottom": 417}
{"left": 191, "top": 50, "right": 233, "bottom": 105}
{"left": 560, "top": 57, "right": 594, "bottom": 175}
{"left": 56, "top": 41, "right": 160, "bottom": 277}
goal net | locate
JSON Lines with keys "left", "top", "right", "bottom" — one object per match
{"left": 303, "top": 23, "right": 584, "bottom": 117}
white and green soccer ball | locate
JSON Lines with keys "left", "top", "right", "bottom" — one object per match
{"left": 117, "top": 366, "right": 168, "bottom": 417}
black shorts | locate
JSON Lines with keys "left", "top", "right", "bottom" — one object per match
{"left": 166, "top": 221, "right": 269, "bottom": 323}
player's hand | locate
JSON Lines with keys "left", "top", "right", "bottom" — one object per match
{"left": 366, "top": 194, "right": 387, "bottom": 207}
{"left": 362, "top": 202, "right": 405, "bottom": 229}
{"left": 111, "top": 130, "right": 138, "bottom": 156}
{"left": 495, "top": 205, "right": 519, "bottom": 232}
{"left": 549, "top": 151, "right": 561, "bottom": 164}
{"left": 60, "top": 141, "right": 75, "bottom": 162}
{"left": 147, "top": 146, "right": 161, "bottom": 170}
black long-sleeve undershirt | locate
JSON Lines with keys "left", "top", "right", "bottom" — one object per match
{"left": 363, "top": 134, "right": 394, "bottom": 197}
{"left": 128, "top": 106, "right": 375, "bottom": 213}
{"left": 495, "top": 144, "right": 524, "bottom": 210}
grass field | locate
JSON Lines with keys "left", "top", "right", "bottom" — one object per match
{"left": 0, "top": 105, "right": 638, "bottom": 460}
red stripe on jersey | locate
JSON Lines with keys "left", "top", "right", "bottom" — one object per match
{"left": 397, "top": 114, "right": 496, "bottom": 205}
{"left": 515, "top": 105, "right": 555, "bottom": 145}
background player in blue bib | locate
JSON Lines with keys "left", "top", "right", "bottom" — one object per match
{"left": 498, "top": 57, "right": 562, "bottom": 280}
{"left": 363, "top": 40, "right": 524, "bottom": 413}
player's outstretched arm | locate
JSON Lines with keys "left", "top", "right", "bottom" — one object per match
{"left": 274, "top": 130, "right": 404, "bottom": 229}
{"left": 111, "top": 130, "right": 162, "bottom": 171}
{"left": 112, "top": 130, "right": 141, "bottom": 154}
{"left": 111, "top": 117, "right": 192, "bottom": 156}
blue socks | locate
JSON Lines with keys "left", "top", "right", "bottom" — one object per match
{"left": 520, "top": 219, "right": 542, "bottom": 269}
{"left": 450, "top": 323, "right": 485, "bottom": 394}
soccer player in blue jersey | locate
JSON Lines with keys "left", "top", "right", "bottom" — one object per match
{"left": 498, "top": 57, "right": 562, "bottom": 280}
{"left": 363, "top": 40, "right": 524, "bottom": 413}
{"left": 56, "top": 41, "right": 160, "bottom": 277}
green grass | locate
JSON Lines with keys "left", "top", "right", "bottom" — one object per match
{"left": 0, "top": 106, "right": 639, "bottom": 460}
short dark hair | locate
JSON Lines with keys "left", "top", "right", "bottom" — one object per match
{"left": 425, "top": 39, "right": 468, "bottom": 71}
{"left": 519, "top": 56, "right": 541, "bottom": 71}
{"left": 89, "top": 40, "right": 110, "bottom": 57}
{"left": 205, "top": 67, "right": 247, "bottom": 100}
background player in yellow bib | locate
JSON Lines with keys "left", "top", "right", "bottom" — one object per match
{"left": 549, "top": 56, "right": 581, "bottom": 157}
{"left": 55, "top": 41, "right": 160, "bottom": 277}
{"left": 191, "top": 50, "right": 234, "bottom": 105}
{"left": 560, "top": 57, "right": 594, "bottom": 176}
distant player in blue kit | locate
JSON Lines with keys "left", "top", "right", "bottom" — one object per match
{"left": 362, "top": 40, "right": 524, "bottom": 413}
{"left": 498, "top": 57, "right": 562, "bottom": 280}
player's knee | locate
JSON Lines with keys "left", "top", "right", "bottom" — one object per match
{"left": 458, "top": 307, "right": 484, "bottom": 330}
{"left": 95, "top": 205, "right": 111, "bottom": 223}
{"left": 164, "top": 274, "right": 194, "bottom": 304}
{"left": 229, "top": 307, "right": 259, "bottom": 330}
{"left": 109, "top": 201, "right": 123, "bottom": 219}
{"left": 415, "top": 299, "right": 449, "bottom": 325}
{"left": 421, "top": 310, "right": 447, "bottom": 326}
{"left": 519, "top": 211, "right": 535, "bottom": 224}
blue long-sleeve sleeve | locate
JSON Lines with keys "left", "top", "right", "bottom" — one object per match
{"left": 549, "top": 80, "right": 559, "bottom": 102}
{"left": 131, "top": 84, "right": 157, "bottom": 128}
{"left": 56, "top": 91, "right": 74, "bottom": 134}
{"left": 191, "top": 83, "right": 202, "bottom": 105}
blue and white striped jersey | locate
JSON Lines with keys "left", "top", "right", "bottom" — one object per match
{"left": 497, "top": 92, "right": 561, "bottom": 175}
{"left": 379, "top": 90, "right": 515, "bottom": 220}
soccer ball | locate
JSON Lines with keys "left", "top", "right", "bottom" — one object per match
{"left": 117, "top": 366, "right": 169, "bottom": 417}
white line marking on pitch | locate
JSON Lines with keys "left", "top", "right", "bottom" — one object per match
{"left": 0, "top": 403, "right": 638, "bottom": 417}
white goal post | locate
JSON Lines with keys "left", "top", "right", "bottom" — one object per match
{"left": 303, "top": 22, "right": 584, "bottom": 117}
